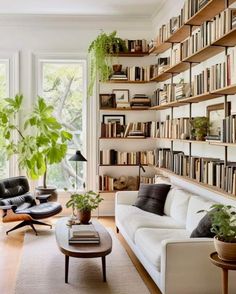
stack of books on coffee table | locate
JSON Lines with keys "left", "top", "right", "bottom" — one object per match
{"left": 68, "top": 224, "right": 100, "bottom": 244}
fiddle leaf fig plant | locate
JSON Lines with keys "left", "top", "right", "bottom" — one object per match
{"left": 0, "top": 94, "right": 73, "bottom": 188}
{"left": 88, "top": 30, "right": 127, "bottom": 95}
{"left": 66, "top": 191, "right": 103, "bottom": 212}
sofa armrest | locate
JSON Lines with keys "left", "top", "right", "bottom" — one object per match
{"left": 115, "top": 191, "right": 138, "bottom": 206}
{"left": 160, "top": 238, "right": 217, "bottom": 294}
{"left": 0, "top": 205, "right": 16, "bottom": 211}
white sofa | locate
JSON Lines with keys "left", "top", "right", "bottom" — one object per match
{"left": 115, "top": 181, "right": 236, "bottom": 294}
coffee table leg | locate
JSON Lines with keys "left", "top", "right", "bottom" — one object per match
{"left": 102, "top": 256, "right": 106, "bottom": 282}
{"left": 65, "top": 255, "right": 69, "bottom": 283}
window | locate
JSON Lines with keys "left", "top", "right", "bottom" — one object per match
{"left": 0, "top": 60, "right": 10, "bottom": 179}
{"left": 38, "top": 59, "right": 87, "bottom": 190}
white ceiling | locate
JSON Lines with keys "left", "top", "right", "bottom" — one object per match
{"left": 0, "top": 0, "right": 165, "bottom": 17}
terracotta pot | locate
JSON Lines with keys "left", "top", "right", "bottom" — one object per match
{"left": 35, "top": 186, "right": 58, "bottom": 202}
{"left": 113, "top": 64, "right": 122, "bottom": 73}
{"left": 214, "top": 236, "right": 236, "bottom": 261}
{"left": 196, "top": 135, "right": 205, "bottom": 141}
{"left": 77, "top": 210, "right": 91, "bottom": 224}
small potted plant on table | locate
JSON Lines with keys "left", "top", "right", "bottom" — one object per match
{"left": 66, "top": 191, "right": 103, "bottom": 224}
{"left": 201, "top": 204, "right": 236, "bottom": 261}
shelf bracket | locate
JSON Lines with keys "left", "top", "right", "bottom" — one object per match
{"left": 224, "top": 146, "right": 228, "bottom": 167}
{"left": 189, "top": 62, "right": 193, "bottom": 97}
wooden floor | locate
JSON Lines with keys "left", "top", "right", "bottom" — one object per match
{"left": 0, "top": 216, "right": 161, "bottom": 294}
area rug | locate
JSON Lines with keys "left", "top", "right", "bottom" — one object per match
{"left": 15, "top": 228, "right": 150, "bottom": 294}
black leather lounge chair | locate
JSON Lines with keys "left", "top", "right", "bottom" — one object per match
{"left": 0, "top": 176, "right": 62, "bottom": 235}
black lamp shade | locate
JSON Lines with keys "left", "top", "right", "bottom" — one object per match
{"left": 69, "top": 151, "right": 87, "bottom": 162}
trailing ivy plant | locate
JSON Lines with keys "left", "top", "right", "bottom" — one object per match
{"left": 0, "top": 94, "right": 72, "bottom": 188}
{"left": 88, "top": 30, "right": 127, "bottom": 95}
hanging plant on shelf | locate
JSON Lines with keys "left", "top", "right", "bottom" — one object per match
{"left": 88, "top": 30, "right": 127, "bottom": 95}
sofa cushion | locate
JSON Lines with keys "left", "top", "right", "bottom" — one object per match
{"left": 134, "top": 184, "right": 171, "bottom": 215}
{"left": 190, "top": 211, "right": 215, "bottom": 238}
{"left": 169, "top": 189, "right": 191, "bottom": 225}
{"left": 135, "top": 228, "right": 190, "bottom": 271}
{"left": 116, "top": 204, "right": 185, "bottom": 241}
{"left": 186, "top": 196, "right": 215, "bottom": 232}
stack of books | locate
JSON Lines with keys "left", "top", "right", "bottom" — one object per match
{"left": 158, "top": 57, "right": 170, "bottom": 74}
{"left": 130, "top": 94, "right": 151, "bottom": 109}
{"left": 175, "top": 83, "right": 190, "bottom": 100}
{"left": 69, "top": 224, "right": 100, "bottom": 244}
{"left": 127, "top": 130, "right": 145, "bottom": 138}
{"left": 124, "top": 39, "right": 148, "bottom": 53}
{"left": 116, "top": 102, "right": 130, "bottom": 108}
{"left": 110, "top": 71, "right": 128, "bottom": 80}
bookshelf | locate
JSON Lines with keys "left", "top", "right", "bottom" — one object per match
{"left": 149, "top": 0, "right": 236, "bottom": 199}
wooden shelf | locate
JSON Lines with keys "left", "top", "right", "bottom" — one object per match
{"left": 115, "top": 52, "right": 149, "bottom": 57}
{"left": 99, "top": 137, "right": 157, "bottom": 140}
{"left": 99, "top": 164, "right": 148, "bottom": 167}
{"left": 154, "top": 166, "right": 236, "bottom": 200}
{"left": 104, "top": 80, "right": 153, "bottom": 84}
{"left": 149, "top": 43, "right": 171, "bottom": 55}
{"left": 99, "top": 107, "right": 153, "bottom": 111}
{"left": 150, "top": 99, "right": 188, "bottom": 110}
{"left": 211, "top": 84, "right": 236, "bottom": 95}
{"left": 166, "top": 25, "right": 191, "bottom": 43}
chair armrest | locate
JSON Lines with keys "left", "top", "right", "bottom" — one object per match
{"left": 115, "top": 191, "right": 138, "bottom": 206}
{"left": 36, "top": 194, "right": 51, "bottom": 203}
{"left": 160, "top": 238, "right": 216, "bottom": 294}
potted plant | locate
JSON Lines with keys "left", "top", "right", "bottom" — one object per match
{"left": 0, "top": 94, "right": 72, "bottom": 200}
{"left": 88, "top": 30, "right": 127, "bottom": 95}
{"left": 190, "top": 116, "right": 211, "bottom": 141}
{"left": 200, "top": 204, "right": 236, "bottom": 261}
{"left": 66, "top": 191, "right": 103, "bottom": 224}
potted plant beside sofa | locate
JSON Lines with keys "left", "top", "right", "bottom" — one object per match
{"left": 0, "top": 94, "right": 72, "bottom": 200}
{"left": 66, "top": 191, "right": 103, "bottom": 224}
{"left": 200, "top": 204, "right": 236, "bottom": 261}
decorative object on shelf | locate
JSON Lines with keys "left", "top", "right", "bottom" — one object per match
{"left": 199, "top": 204, "right": 236, "bottom": 262}
{"left": 0, "top": 94, "right": 72, "bottom": 201}
{"left": 190, "top": 116, "right": 211, "bottom": 141}
{"left": 99, "top": 94, "right": 116, "bottom": 109}
{"left": 88, "top": 30, "right": 127, "bottom": 95}
{"left": 113, "top": 64, "right": 122, "bottom": 73}
{"left": 102, "top": 114, "right": 126, "bottom": 125}
{"left": 207, "top": 102, "right": 231, "bottom": 137}
{"left": 66, "top": 191, "right": 103, "bottom": 224}
{"left": 69, "top": 150, "right": 87, "bottom": 190}
{"left": 112, "top": 89, "right": 129, "bottom": 103}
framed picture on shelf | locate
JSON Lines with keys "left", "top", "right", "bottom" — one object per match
{"left": 207, "top": 102, "right": 231, "bottom": 137}
{"left": 112, "top": 89, "right": 129, "bottom": 103}
{"left": 99, "top": 94, "right": 116, "bottom": 109}
{"left": 102, "top": 114, "right": 126, "bottom": 125}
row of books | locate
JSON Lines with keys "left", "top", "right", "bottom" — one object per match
{"left": 110, "top": 66, "right": 152, "bottom": 81}
{"left": 130, "top": 94, "right": 151, "bottom": 108}
{"left": 69, "top": 224, "right": 100, "bottom": 244}
{"left": 156, "top": 0, "right": 209, "bottom": 46}
{"left": 222, "top": 115, "right": 236, "bottom": 143}
{"left": 155, "top": 148, "right": 236, "bottom": 195}
{"left": 124, "top": 39, "right": 148, "bottom": 53}
{"left": 140, "top": 176, "right": 155, "bottom": 184}
{"left": 154, "top": 82, "right": 190, "bottom": 105}
{"left": 100, "top": 149, "right": 155, "bottom": 165}
{"left": 159, "top": 117, "right": 191, "bottom": 139}
{"left": 182, "top": 8, "right": 236, "bottom": 59}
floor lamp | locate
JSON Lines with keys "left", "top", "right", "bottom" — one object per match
{"left": 69, "top": 150, "right": 87, "bottom": 190}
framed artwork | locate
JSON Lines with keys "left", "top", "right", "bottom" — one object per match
{"left": 99, "top": 94, "right": 116, "bottom": 109}
{"left": 207, "top": 102, "right": 231, "bottom": 136}
{"left": 112, "top": 89, "right": 129, "bottom": 103}
{"left": 102, "top": 114, "right": 126, "bottom": 125}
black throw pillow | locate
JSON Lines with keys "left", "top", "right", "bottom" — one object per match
{"left": 190, "top": 211, "right": 215, "bottom": 238}
{"left": 134, "top": 183, "right": 171, "bottom": 215}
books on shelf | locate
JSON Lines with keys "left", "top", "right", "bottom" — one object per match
{"left": 123, "top": 121, "right": 159, "bottom": 138}
{"left": 158, "top": 57, "right": 170, "bottom": 74}
{"left": 126, "top": 66, "right": 151, "bottom": 81}
{"left": 171, "top": 43, "right": 181, "bottom": 66}
{"left": 130, "top": 94, "right": 151, "bottom": 108}
{"left": 140, "top": 176, "right": 155, "bottom": 184}
{"left": 110, "top": 71, "right": 128, "bottom": 80}
{"left": 68, "top": 224, "right": 100, "bottom": 244}
{"left": 101, "top": 122, "right": 124, "bottom": 138}
{"left": 155, "top": 148, "right": 236, "bottom": 196}
{"left": 100, "top": 149, "right": 155, "bottom": 165}
{"left": 124, "top": 39, "right": 149, "bottom": 53}
{"left": 221, "top": 114, "right": 236, "bottom": 143}
{"left": 158, "top": 116, "right": 191, "bottom": 139}
{"left": 116, "top": 102, "right": 130, "bottom": 108}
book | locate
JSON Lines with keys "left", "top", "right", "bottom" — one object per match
{"left": 69, "top": 224, "right": 100, "bottom": 244}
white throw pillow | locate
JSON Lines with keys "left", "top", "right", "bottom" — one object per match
{"left": 169, "top": 189, "right": 191, "bottom": 225}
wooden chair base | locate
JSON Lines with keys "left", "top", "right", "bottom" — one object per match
{"left": 6, "top": 220, "right": 52, "bottom": 235}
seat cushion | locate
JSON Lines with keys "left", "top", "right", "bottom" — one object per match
{"left": 117, "top": 204, "right": 185, "bottom": 241}
{"left": 134, "top": 183, "right": 171, "bottom": 215}
{"left": 135, "top": 228, "right": 190, "bottom": 271}
{"left": 16, "top": 202, "right": 62, "bottom": 219}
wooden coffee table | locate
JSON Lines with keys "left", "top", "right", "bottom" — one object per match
{"left": 55, "top": 217, "right": 112, "bottom": 283}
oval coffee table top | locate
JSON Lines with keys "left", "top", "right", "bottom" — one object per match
{"left": 55, "top": 217, "right": 112, "bottom": 258}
